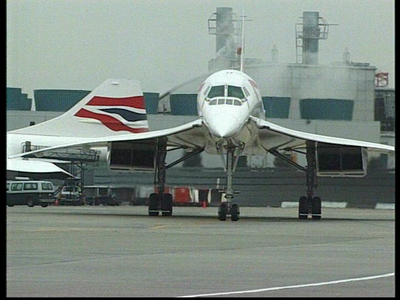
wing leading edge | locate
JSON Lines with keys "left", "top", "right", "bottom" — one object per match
{"left": 9, "top": 118, "right": 207, "bottom": 160}
{"left": 251, "top": 117, "right": 394, "bottom": 153}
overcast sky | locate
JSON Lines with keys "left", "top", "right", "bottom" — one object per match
{"left": 7, "top": 0, "right": 395, "bottom": 98}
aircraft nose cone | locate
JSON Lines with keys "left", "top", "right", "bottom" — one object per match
{"left": 206, "top": 113, "right": 241, "bottom": 138}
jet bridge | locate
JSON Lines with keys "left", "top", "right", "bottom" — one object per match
{"left": 22, "top": 141, "right": 101, "bottom": 189}
{"left": 22, "top": 141, "right": 100, "bottom": 163}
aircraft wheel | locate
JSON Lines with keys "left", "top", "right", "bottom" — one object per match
{"left": 161, "top": 193, "right": 173, "bottom": 216}
{"left": 148, "top": 193, "right": 160, "bottom": 216}
{"left": 311, "top": 196, "right": 321, "bottom": 220}
{"left": 231, "top": 204, "right": 240, "bottom": 221}
{"left": 218, "top": 203, "right": 227, "bottom": 221}
{"left": 298, "top": 196, "right": 308, "bottom": 219}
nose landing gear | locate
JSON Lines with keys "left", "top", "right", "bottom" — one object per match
{"left": 217, "top": 144, "right": 242, "bottom": 221}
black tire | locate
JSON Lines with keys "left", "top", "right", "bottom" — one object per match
{"left": 218, "top": 203, "right": 227, "bottom": 221}
{"left": 41, "top": 203, "right": 48, "bottom": 207}
{"left": 311, "top": 196, "right": 322, "bottom": 220}
{"left": 161, "top": 193, "right": 173, "bottom": 216}
{"left": 298, "top": 196, "right": 308, "bottom": 219}
{"left": 149, "top": 193, "right": 160, "bottom": 216}
{"left": 27, "top": 197, "right": 35, "bottom": 207}
{"left": 231, "top": 204, "right": 240, "bottom": 221}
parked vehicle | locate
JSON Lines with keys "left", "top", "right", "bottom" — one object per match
{"left": 84, "top": 186, "right": 121, "bottom": 206}
{"left": 57, "top": 185, "right": 85, "bottom": 205}
{"left": 6, "top": 180, "right": 56, "bottom": 207}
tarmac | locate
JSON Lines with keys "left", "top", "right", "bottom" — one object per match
{"left": 6, "top": 205, "right": 395, "bottom": 297}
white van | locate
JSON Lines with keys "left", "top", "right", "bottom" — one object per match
{"left": 6, "top": 180, "right": 56, "bottom": 207}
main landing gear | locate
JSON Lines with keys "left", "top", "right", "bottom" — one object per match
{"left": 149, "top": 193, "right": 173, "bottom": 216}
{"left": 298, "top": 141, "right": 321, "bottom": 220}
{"left": 148, "top": 138, "right": 203, "bottom": 217}
{"left": 217, "top": 145, "right": 242, "bottom": 221}
{"left": 218, "top": 203, "right": 240, "bottom": 221}
{"left": 269, "top": 141, "right": 322, "bottom": 220}
{"left": 148, "top": 138, "right": 173, "bottom": 217}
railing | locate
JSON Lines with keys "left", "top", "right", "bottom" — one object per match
{"left": 21, "top": 142, "right": 100, "bottom": 162}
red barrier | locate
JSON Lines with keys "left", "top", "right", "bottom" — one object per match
{"left": 174, "top": 187, "right": 191, "bottom": 203}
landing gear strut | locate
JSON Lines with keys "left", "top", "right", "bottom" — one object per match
{"left": 299, "top": 141, "right": 321, "bottom": 219}
{"left": 148, "top": 138, "right": 173, "bottom": 217}
{"left": 269, "top": 141, "right": 322, "bottom": 219}
{"left": 148, "top": 139, "right": 204, "bottom": 217}
{"left": 218, "top": 145, "right": 241, "bottom": 221}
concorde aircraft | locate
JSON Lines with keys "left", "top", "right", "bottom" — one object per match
{"left": 7, "top": 69, "right": 394, "bottom": 221}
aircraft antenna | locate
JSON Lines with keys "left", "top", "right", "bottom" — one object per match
{"left": 239, "top": 10, "right": 246, "bottom": 72}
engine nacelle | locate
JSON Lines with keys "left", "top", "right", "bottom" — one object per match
{"left": 316, "top": 142, "right": 367, "bottom": 177}
{"left": 108, "top": 140, "right": 156, "bottom": 171}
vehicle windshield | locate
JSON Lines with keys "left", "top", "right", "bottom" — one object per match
{"left": 64, "top": 186, "right": 78, "bottom": 192}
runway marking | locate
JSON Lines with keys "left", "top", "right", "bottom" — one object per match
{"left": 20, "top": 227, "right": 92, "bottom": 232}
{"left": 178, "top": 273, "right": 394, "bottom": 297}
{"left": 281, "top": 201, "right": 348, "bottom": 208}
{"left": 375, "top": 203, "right": 395, "bottom": 210}
{"left": 152, "top": 225, "right": 169, "bottom": 229}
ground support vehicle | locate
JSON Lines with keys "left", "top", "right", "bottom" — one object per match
{"left": 7, "top": 180, "right": 56, "bottom": 207}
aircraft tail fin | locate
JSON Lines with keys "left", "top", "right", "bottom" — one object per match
{"left": 10, "top": 79, "right": 149, "bottom": 137}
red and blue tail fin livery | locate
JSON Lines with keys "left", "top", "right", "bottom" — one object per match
{"left": 11, "top": 79, "right": 149, "bottom": 137}
{"left": 75, "top": 95, "right": 148, "bottom": 133}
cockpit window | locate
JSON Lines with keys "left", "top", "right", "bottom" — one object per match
{"left": 228, "top": 86, "right": 245, "bottom": 99}
{"left": 203, "top": 86, "right": 211, "bottom": 96}
{"left": 243, "top": 87, "right": 250, "bottom": 97}
{"left": 208, "top": 85, "right": 246, "bottom": 99}
{"left": 207, "top": 85, "right": 225, "bottom": 98}
{"left": 206, "top": 84, "right": 245, "bottom": 106}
